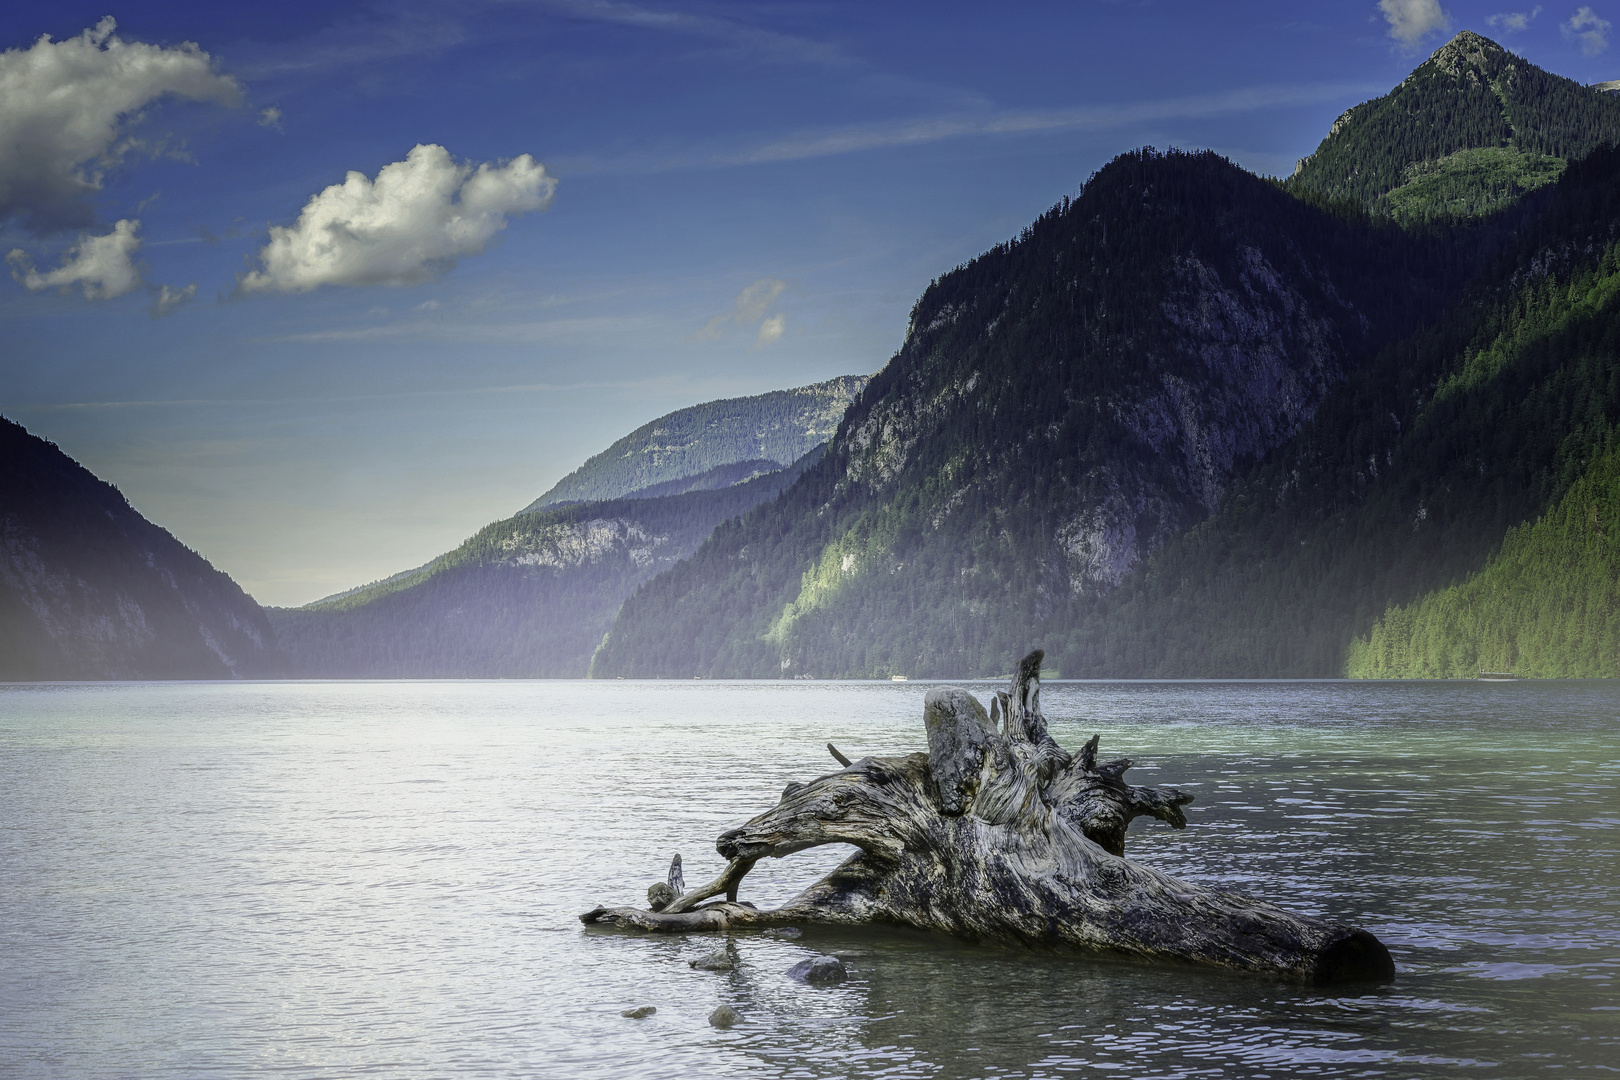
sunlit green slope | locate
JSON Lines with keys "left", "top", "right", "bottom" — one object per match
{"left": 1347, "top": 436, "right": 1620, "bottom": 678}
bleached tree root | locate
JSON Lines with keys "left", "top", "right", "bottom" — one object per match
{"left": 582, "top": 651, "right": 1394, "bottom": 984}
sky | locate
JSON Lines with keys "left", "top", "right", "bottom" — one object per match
{"left": 4, "top": 0, "right": 1618, "bottom": 607}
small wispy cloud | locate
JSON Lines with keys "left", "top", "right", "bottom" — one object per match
{"left": 1379, "top": 0, "right": 1451, "bottom": 47}
{"left": 149, "top": 282, "right": 196, "bottom": 317}
{"left": 694, "top": 277, "right": 787, "bottom": 343}
{"left": 258, "top": 106, "right": 283, "bottom": 129}
{"left": 754, "top": 312, "right": 786, "bottom": 349}
{"left": 1488, "top": 6, "right": 1543, "bottom": 32}
{"left": 1565, "top": 6, "right": 1613, "bottom": 53}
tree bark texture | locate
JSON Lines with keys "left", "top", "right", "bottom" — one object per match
{"left": 581, "top": 651, "right": 1394, "bottom": 983}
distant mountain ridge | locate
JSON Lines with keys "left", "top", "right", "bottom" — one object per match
{"left": 269, "top": 449, "right": 823, "bottom": 677}
{"left": 525, "top": 375, "right": 868, "bottom": 510}
{"left": 0, "top": 417, "right": 282, "bottom": 680}
{"left": 1290, "top": 31, "right": 1620, "bottom": 221}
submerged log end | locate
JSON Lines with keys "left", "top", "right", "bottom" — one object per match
{"left": 1311, "top": 927, "right": 1396, "bottom": 984}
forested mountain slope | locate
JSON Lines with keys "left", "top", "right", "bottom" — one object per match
{"left": 525, "top": 376, "right": 866, "bottom": 510}
{"left": 0, "top": 418, "right": 282, "bottom": 680}
{"left": 1060, "top": 148, "right": 1620, "bottom": 677}
{"left": 269, "top": 450, "right": 821, "bottom": 677}
{"left": 591, "top": 149, "right": 1466, "bottom": 679}
{"left": 1347, "top": 433, "right": 1620, "bottom": 678}
{"left": 1290, "top": 31, "right": 1620, "bottom": 221}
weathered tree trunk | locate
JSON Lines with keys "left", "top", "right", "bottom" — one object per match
{"left": 582, "top": 651, "right": 1394, "bottom": 983}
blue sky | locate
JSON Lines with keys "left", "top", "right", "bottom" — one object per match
{"left": 3, "top": 0, "right": 1617, "bottom": 606}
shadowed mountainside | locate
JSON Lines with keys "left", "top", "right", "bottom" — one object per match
{"left": 0, "top": 417, "right": 283, "bottom": 680}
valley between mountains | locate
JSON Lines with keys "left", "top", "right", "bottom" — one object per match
{"left": 4, "top": 31, "right": 1617, "bottom": 681}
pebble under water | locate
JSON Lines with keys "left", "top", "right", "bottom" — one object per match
{"left": 1, "top": 678, "right": 1616, "bottom": 1078}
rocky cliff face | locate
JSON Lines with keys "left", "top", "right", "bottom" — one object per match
{"left": 591, "top": 149, "right": 1460, "bottom": 678}
{"left": 525, "top": 375, "right": 868, "bottom": 510}
{"left": 0, "top": 417, "right": 282, "bottom": 680}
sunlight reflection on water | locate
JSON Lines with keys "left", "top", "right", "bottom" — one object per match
{"left": 0, "top": 679, "right": 1616, "bottom": 1078}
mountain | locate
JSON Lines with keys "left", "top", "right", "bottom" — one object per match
{"left": 268, "top": 449, "right": 822, "bottom": 677}
{"left": 589, "top": 148, "right": 1465, "bottom": 679}
{"left": 0, "top": 417, "right": 282, "bottom": 680}
{"left": 524, "top": 375, "right": 867, "bottom": 510}
{"left": 591, "top": 35, "right": 1620, "bottom": 680}
{"left": 1290, "top": 31, "right": 1620, "bottom": 221}
{"left": 1058, "top": 147, "right": 1620, "bottom": 677}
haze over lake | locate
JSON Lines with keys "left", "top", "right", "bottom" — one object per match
{"left": 3, "top": 679, "right": 1615, "bottom": 1078}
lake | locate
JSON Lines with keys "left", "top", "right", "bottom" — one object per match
{"left": 1, "top": 679, "right": 1616, "bottom": 1078}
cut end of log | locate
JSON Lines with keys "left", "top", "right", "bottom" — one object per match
{"left": 1311, "top": 928, "right": 1396, "bottom": 984}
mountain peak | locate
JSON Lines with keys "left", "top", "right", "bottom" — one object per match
{"left": 1415, "top": 30, "right": 1509, "bottom": 82}
{"left": 1290, "top": 29, "right": 1620, "bottom": 219}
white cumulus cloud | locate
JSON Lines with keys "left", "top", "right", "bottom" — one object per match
{"left": 235, "top": 144, "right": 555, "bottom": 294}
{"left": 1488, "top": 6, "right": 1543, "bottom": 32}
{"left": 7, "top": 218, "right": 143, "bottom": 298}
{"left": 0, "top": 17, "right": 241, "bottom": 231}
{"left": 1566, "top": 6, "right": 1613, "bottom": 53}
{"left": 695, "top": 277, "right": 788, "bottom": 340}
{"left": 1379, "top": 0, "right": 1452, "bottom": 45}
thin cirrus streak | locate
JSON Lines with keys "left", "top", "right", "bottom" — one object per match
{"left": 14, "top": 377, "right": 661, "bottom": 412}
{"left": 537, "top": 0, "right": 849, "bottom": 67}
{"left": 718, "top": 81, "right": 1389, "bottom": 167}
{"left": 548, "top": 80, "right": 1388, "bottom": 175}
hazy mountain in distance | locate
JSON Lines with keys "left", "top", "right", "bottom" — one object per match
{"left": 268, "top": 448, "right": 825, "bottom": 677}
{"left": 0, "top": 417, "right": 283, "bottom": 680}
{"left": 1289, "top": 31, "right": 1620, "bottom": 221}
{"left": 525, "top": 375, "right": 868, "bottom": 510}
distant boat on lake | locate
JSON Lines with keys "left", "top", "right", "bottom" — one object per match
{"left": 890, "top": 675, "right": 908, "bottom": 682}
{"left": 1478, "top": 671, "right": 1523, "bottom": 681}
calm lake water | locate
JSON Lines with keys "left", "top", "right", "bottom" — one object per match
{"left": 1, "top": 679, "right": 1616, "bottom": 1079}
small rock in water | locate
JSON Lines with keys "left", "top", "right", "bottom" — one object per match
{"left": 647, "top": 882, "right": 676, "bottom": 911}
{"left": 708, "top": 1005, "right": 740, "bottom": 1028}
{"left": 621, "top": 1006, "right": 656, "bottom": 1019}
{"left": 786, "top": 955, "right": 846, "bottom": 984}
{"left": 689, "top": 948, "right": 736, "bottom": 971}
{"left": 763, "top": 927, "right": 802, "bottom": 939}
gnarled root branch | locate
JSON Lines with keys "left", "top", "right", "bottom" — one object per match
{"left": 581, "top": 650, "right": 1394, "bottom": 984}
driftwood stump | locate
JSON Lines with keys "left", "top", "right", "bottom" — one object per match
{"left": 582, "top": 650, "right": 1394, "bottom": 983}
